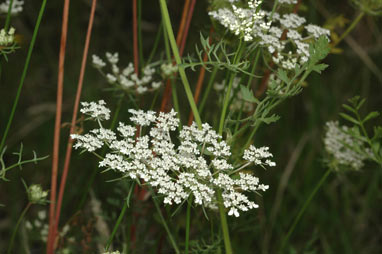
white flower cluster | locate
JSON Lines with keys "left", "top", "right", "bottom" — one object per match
{"left": 161, "top": 63, "right": 178, "bottom": 77}
{"left": 27, "top": 184, "right": 48, "bottom": 205}
{"left": 0, "top": 27, "right": 15, "bottom": 46}
{"left": 209, "top": 0, "right": 330, "bottom": 70}
{"left": 92, "top": 52, "right": 162, "bottom": 94}
{"left": 209, "top": 0, "right": 271, "bottom": 42}
{"left": 80, "top": 100, "right": 111, "bottom": 121}
{"left": 324, "top": 121, "right": 370, "bottom": 171}
{"left": 0, "top": 0, "right": 23, "bottom": 15}
{"left": 278, "top": 0, "right": 298, "bottom": 4}
{"left": 72, "top": 102, "right": 276, "bottom": 217}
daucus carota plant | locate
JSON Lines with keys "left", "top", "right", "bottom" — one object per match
{"left": 72, "top": 101, "right": 275, "bottom": 217}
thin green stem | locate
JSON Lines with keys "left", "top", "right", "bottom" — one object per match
{"left": 280, "top": 168, "right": 332, "bottom": 252}
{"left": 105, "top": 183, "right": 134, "bottom": 250}
{"left": 146, "top": 22, "right": 163, "bottom": 65}
{"left": 332, "top": 11, "right": 365, "bottom": 47}
{"left": 217, "top": 189, "right": 233, "bottom": 254}
{"left": 4, "top": 0, "right": 14, "bottom": 30}
{"left": 218, "top": 39, "right": 244, "bottom": 135}
{"left": 8, "top": 202, "right": 32, "bottom": 254}
{"left": 162, "top": 22, "right": 182, "bottom": 128}
{"left": 246, "top": 49, "right": 261, "bottom": 88}
{"left": 152, "top": 193, "right": 180, "bottom": 254}
{"left": 159, "top": 0, "right": 202, "bottom": 127}
{"left": 270, "top": 0, "right": 279, "bottom": 20}
{"left": 185, "top": 196, "right": 192, "bottom": 254}
{"left": 0, "top": 0, "right": 48, "bottom": 152}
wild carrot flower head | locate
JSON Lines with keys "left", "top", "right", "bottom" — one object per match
{"left": 209, "top": 0, "right": 330, "bottom": 70}
{"left": 91, "top": 52, "right": 163, "bottom": 94}
{"left": 72, "top": 101, "right": 276, "bottom": 217}
{"left": 324, "top": 121, "right": 371, "bottom": 171}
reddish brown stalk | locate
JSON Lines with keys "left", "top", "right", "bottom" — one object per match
{"left": 160, "top": 0, "right": 193, "bottom": 112}
{"left": 176, "top": 0, "right": 191, "bottom": 46}
{"left": 255, "top": 0, "right": 302, "bottom": 97}
{"left": 49, "top": 0, "right": 97, "bottom": 252}
{"left": 46, "top": 0, "right": 70, "bottom": 252}
{"left": 188, "top": 27, "right": 213, "bottom": 125}
{"left": 133, "top": 0, "right": 139, "bottom": 74}
{"left": 179, "top": 0, "right": 196, "bottom": 56}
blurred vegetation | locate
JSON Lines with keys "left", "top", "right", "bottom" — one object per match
{"left": 0, "top": 0, "right": 381, "bottom": 253}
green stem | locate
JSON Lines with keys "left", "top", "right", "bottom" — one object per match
{"left": 159, "top": 0, "right": 202, "bottom": 127}
{"left": 246, "top": 49, "right": 261, "bottom": 88}
{"left": 185, "top": 196, "right": 192, "bottom": 254}
{"left": 212, "top": 26, "right": 245, "bottom": 254}
{"left": 152, "top": 193, "right": 180, "bottom": 254}
{"left": 218, "top": 39, "right": 244, "bottom": 135}
{"left": 217, "top": 189, "right": 233, "bottom": 254}
{"left": 270, "top": 0, "right": 279, "bottom": 20}
{"left": 8, "top": 202, "right": 32, "bottom": 254}
{"left": 280, "top": 168, "right": 332, "bottom": 252}
{"left": 4, "top": 0, "right": 14, "bottom": 30}
{"left": 332, "top": 11, "right": 365, "bottom": 47}
{"left": 105, "top": 183, "right": 134, "bottom": 250}
{"left": 0, "top": 0, "right": 48, "bottom": 152}
{"left": 146, "top": 22, "right": 163, "bottom": 65}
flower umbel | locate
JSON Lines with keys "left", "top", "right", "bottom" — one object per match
{"left": 324, "top": 121, "right": 371, "bottom": 171}
{"left": 72, "top": 101, "right": 276, "bottom": 217}
{"left": 27, "top": 184, "right": 48, "bottom": 205}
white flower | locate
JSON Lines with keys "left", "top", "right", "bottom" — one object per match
{"left": 80, "top": 100, "right": 110, "bottom": 121}
{"left": 105, "top": 52, "right": 119, "bottom": 64}
{"left": 278, "top": 0, "right": 298, "bottom": 4}
{"left": 305, "top": 24, "right": 330, "bottom": 40}
{"left": 72, "top": 104, "right": 274, "bottom": 217}
{"left": 243, "top": 145, "right": 276, "bottom": 167}
{"left": 209, "top": 1, "right": 329, "bottom": 70}
{"left": 324, "top": 121, "right": 370, "bottom": 170}
{"left": 128, "top": 109, "right": 156, "bottom": 126}
{"left": 92, "top": 52, "right": 163, "bottom": 93}
{"left": 0, "top": 0, "right": 23, "bottom": 15}
{"left": 280, "top": 13, "right": 306, "bottom": 29}
{"left": 0, "top": 27, "right": 16, "bottom": 46}
{"left": 92, "top": 54, "right": 106, "bottom": 68}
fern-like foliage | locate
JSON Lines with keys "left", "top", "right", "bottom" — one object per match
{"left": 181, "top": 33, "right": 261, "bottom": 78}
{"left": 0, "top": 143, "right": 49, "bottom": 181}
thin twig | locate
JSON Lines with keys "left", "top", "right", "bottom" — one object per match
{"left": 51, "top": 1, "right": 97, "bottom": 252}
{"left": 47, "top": 0, "right": 70, "bottom": 252}
{"left": 133, "top": 0, "right": 139, "bottom": 74}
